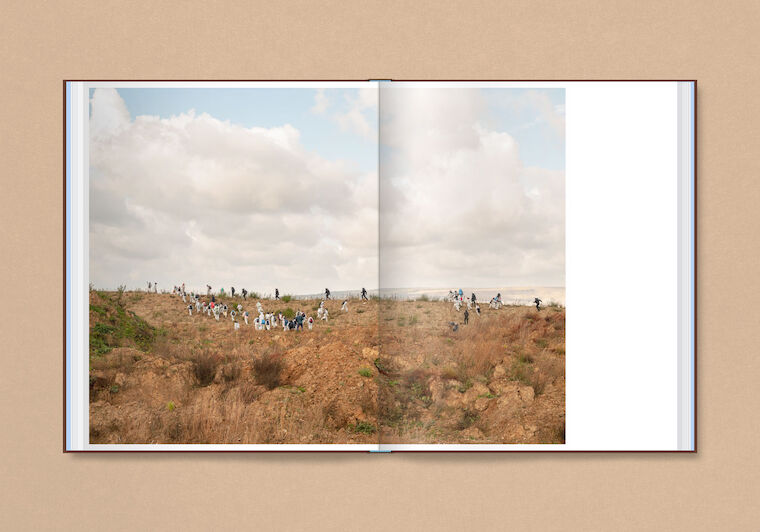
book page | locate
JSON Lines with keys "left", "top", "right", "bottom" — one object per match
{"left": 69, "top": 82, "right": 382, "bottom": 449}
{"left": 376, "top": 81, "right": 695, "bottom": 451}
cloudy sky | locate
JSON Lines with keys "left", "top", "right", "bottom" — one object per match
{"left": 89, "top": 85, "right": 564, "bottom": 294}
{"left": 379, "top": 87, "right": 565, "bottom": 289}
{"left": 89, "top": 86, "right": 378, "bottom": 294}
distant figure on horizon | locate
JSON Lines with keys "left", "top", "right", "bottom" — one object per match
{"left": 241, "top": 288, "right": 247, "bottom": 299}
{"left": 275, "top": 288, "right": 279, "bottom": 300}
{"left": 231, "top": 287, "right": 235, "bottom": 297}
{"left": 534, "top": 297, "right": 542, "bottom": 311}
{"left": 207, "top": 285, "right": 211, "bottom": 296}
{"left": 471, "top": 293, "right": 476, "bottom": 304}
{"left": 325, "top": 288, "right": 331, "bottom": 300}
{"left": 147, "top": 282, "right": 151, "bottom": 291}
{"left": 361, "top": 288, "right": 368, "bottom": 301}
{"left": 464, "top": 309, "right": 469, "bottom": 325}
{"left": 154, "top": 282, "right": 158, "bottom": 293}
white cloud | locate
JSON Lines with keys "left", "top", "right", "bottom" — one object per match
{"left": 89, "top": 89, "right": 378, "bottom": 294}
{"left": 312, "top": 88, "right": 378, "bottom": 141}
{"left": 379, "top": 88, "right": 564, "bottom": 289}
{"left": 311, "top": 89, "right": 329, "bottom": 114}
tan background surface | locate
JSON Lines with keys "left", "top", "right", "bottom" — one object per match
{"left": 1, "top": 1, "right": 758, "bottom": 530}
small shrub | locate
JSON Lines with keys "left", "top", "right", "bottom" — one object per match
{"left": 283, "top": 308, "right": 295, "bottom": 320}
{"left": 441, "top": 366, "right": 459, "bottom": 381}
{"left": 532, "top": 372, "right": 549, "bottom": 396}
{"left": 349, "top": 421, "right": 376, "bottom": 434}
{"left": 109, "top": 384, "right": 120, "bottom": 394}
{"left": 193, "top": 352, "right": 219, "bottom": 387}
{"left": 511, "top": 359, "right": 533, "bottom": 386}
{"left": 358, "top": 367, "right": 373, "bottom": 378}
{"left": 408, "top": 315, "right": 419, "bottom": 326}
{"left": 253, "top": 353, "right": 285, "bottom": 390}
{"left": 281, "top": 295, "right": 293, "bottom": 302}
{"left": 167, "top": 401, "right": 175, "bottom": 411}
{"left": 417, "top": 294, "right": 430, "bottom": 302}
{"left": 455, "top": 410, "right": 478, "bottom": 430}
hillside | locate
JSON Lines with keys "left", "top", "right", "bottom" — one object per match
{"left": 89, "top": 290, "right": 564, "bottom": 444}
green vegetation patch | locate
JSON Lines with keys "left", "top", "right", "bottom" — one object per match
{"left": 349, "top": 421, "right": 377, "bottom": 434}
{"left": 89, "top": 293, "right": 157, "bottom": 357}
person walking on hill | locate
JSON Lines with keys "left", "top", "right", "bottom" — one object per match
{"left": 241, "top": 288, "right": 247, "bottom": 299}
{"left": 231, "top": 287, "right": 235, "bottom": 297}
{"left": 325, "top": 288, "right": 331, "bottom": 300}
{"left": 464, "top": 308, "right": 469, "bottom": 325}
{"left": 275, "top": 288, "right": 280, "bottom": 300}
{"left": 534, "top": 297, "right": 542, "bottom": 311}
{"left": 361, "top": 287, "right": 368, "bottom": 301}
{"left": 207, "top": 285, "right": 212, "bottom": 296}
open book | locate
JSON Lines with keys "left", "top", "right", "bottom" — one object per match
{"left": 65, "top": 81, "right": 695, "bottom": 451}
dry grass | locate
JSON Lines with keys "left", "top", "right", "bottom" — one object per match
{"left": 89, "top": 292, "right": 562, "bottom": 445}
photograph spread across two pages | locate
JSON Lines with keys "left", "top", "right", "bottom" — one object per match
{"left": 65, "top": 81, "right": 695, "bottom": 451}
